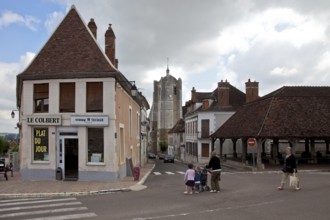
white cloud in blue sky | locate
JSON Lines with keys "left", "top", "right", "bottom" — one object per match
{"left": 0, "top": 10, "right": 40, "bottom": 31}
{"left": 1, "top": 0, "right": 330, "bottom": 133}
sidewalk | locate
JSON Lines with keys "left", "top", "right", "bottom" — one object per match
{"left": 0, "top": 161, "right": 155, "bottom": 198}
{"left": 0, "top": 160, "right": 328, "bottom": 198}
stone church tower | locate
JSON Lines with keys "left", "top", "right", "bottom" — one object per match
{"left": 149, "top": 66, "right": 182, "bottom": 153}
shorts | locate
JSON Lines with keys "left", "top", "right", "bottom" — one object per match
{"left": 185, "top": 180, "right": 195, "bottom": 187}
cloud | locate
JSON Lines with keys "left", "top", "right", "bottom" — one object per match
{"left": 315, "top": 51, "right": 330, "bottom": 71}
{"left": 45, "top": 11, "right": 65, "bottom": 34}
{"left": 0, "top": 10, "right": 40, "bottom": 31}
{"left": 270, "top": 67, "right": 298, "bottom": 76}
{"left": 0, "top": 52, "right": 35, "bottom": 133}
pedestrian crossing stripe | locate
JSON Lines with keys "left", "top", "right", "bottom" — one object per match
{"left": 1, "top": 197, "right": 97, "bottom": 220}
{"left": 153, "top": 171, "right": 185, "bottom": 175}
{"left": 25, "top": 213, "right": 97, "bottom": 220}
{"left": 0, "top": 206, "right": 88, "bottom": 218}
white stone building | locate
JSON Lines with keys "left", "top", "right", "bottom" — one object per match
{"left": 15, "top": 6, "right": 148, "bottom": 181}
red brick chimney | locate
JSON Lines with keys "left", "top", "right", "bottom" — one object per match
{"left": 218, "top": 80, "right": 230, "bottom": 106}
{"left": 105, "top": 24, "right": 116, "bottom": 67}
{"left": 245, "top": 78, "right": 259, "bottom": 103}
{"left": 87, "top": 18, "right": 97, "bottom": 39}
{"left": 191, "top": 87, "right": 197, "bottom": 103}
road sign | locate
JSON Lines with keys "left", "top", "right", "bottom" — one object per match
{"left": 248, "top": 138, "right": 256, "bottom": 147}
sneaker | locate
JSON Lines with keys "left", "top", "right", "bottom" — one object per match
{"left": 216, "top": 190, "right": 220, "bottom": 193}
{"left": 183, "top": 191, "right": 188, "bottom": 194}
{"left": 295, "top": 187, "right": 301, "bottom": 191}
{"left": 277, "top": 187, "right": 284, "bottom": 190}
{"left": 210, "top": 190, "right": 215, "bottom": 193}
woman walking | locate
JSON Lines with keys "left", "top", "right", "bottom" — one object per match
{"left": 207, "top": 151, "right": 222, "bottom": 193}
{"left": 278, "top": 147, "right": 301, "bottom": 191}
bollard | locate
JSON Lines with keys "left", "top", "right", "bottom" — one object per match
{"left": 56, "top": 167, "right": 63, "bottom": 180}
{"left": 133, "top": 166, "right": 140, "bottom": 181}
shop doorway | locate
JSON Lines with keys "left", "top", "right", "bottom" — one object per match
{"left": 58, "top": 133, "right": 78, "bottom": 181}
{"left": 64, "top": 138, "right": 78, "bottom": 180}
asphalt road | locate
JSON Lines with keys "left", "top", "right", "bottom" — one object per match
{"left": 3, "top": 160, "right": 330, "bottom": 220}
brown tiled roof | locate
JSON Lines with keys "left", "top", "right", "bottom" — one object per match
{"left": 21, "top": 6, "right": 116, "bottom": 77}
{"left": 210, "top": 86, "right": 330, "bottom": 139}
{"left": 187, "top": 83, "right": 246, "bottom": 115}
{"left": 168, "top": 118, "right": 185, "bottom": 133}
{"left": 205, "top": 84, "right": 246, "bottom": 111}
{"left": 194, "top": 92, "right": 213, "bottom": 103}
{"left": 16, "top": 6, "right": 132, "bottom": 107}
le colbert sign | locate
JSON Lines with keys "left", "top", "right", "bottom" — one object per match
{"left": 27, "top": 115, "right": 62, "bottom": 125}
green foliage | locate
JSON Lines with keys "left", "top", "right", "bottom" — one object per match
{"left": 11, "top": 144, "right": 19, "bottom": 152}
{"left": 0, "top": 137, "right": 9, "bottom": 155}
{"left": 159, "top": 140, "right": 168, "bottom": 153}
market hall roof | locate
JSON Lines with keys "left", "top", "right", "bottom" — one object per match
{"left": 210, "top": 86, "right": 330, "bottom": 140}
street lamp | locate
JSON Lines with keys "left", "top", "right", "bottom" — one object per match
{"left": 11, "top": 110, "right": 18, "bottom": 119}
{"left": 117, "top": 80, "right": 137, "bottom": 97}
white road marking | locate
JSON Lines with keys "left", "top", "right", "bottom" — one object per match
{"left": 130, "top": 200, "right": 284, "bottom": 220}
{"left": 25, "top": 213, "right": 97, "bottom": 220}
{"left": 153, "top": 172, "right": 162, "bottom": 175}
{"left": 0, "top": 198, "right": 76, "bottom": 207}
{"left": 0, "top": 201, "right": 82, "bottom": 212}
{"left": 0, "top": 197, "right": 97, "bottom": 220}
{"left": 165, "top": 172, "right": 175, "bottom": 175}
{"left": 0, "top": 207, "right": 88, "bottom": 218}
{"left": 177, "top": 171, "right": 185, "bottom": 174}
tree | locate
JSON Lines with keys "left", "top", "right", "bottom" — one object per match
{"left": 159, "top": 140, "right": 168, "bottom": 153}
{"left": 0, "top": 137, "right": 9, "bottom": 155}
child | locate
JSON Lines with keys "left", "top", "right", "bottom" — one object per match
{"left": 194, "top": 166, "right": 201, "bottom": 193}
{"left": 184, "top": 163, "right": 195, "bottom": 194}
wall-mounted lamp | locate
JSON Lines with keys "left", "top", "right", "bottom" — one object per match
{"left": 11, "top": 110, "right": 18, "bottom": 119}
{"left": 15, "top": 122, "right": 22, "bottom": 129}
{"left": 140, "top": 133, "right": 147, "bottom": 140}
{"left": 117, "top": 81, "right": 137, "bottom": 97}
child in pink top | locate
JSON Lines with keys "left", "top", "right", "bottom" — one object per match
{"left": 184, "top": 163, "right": 195, "bottom": 194}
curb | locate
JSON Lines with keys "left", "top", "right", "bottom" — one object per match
{"left": 0, "top": 164, "right": 156, "bottom": 199}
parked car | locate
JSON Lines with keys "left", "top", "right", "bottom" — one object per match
{"left": 164, "top": 154, "right": 175, "bottom": 163}
{"left": 158, "top": 153, "right": 166, "bottom": 160}
{"left": 148, "top": 152, "right": 156, "bottom": 159}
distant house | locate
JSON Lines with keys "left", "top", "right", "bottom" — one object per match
{"left": 15, "top": 5, "right": 148, "bottom": 181}
{"left": 211, "top": 86, "right": 330, "bottom": 169}
{"left": 168, "top": 117, "right": 185, "bottom": 159}
{"left": 183, "top": 79, "right": 258, "bottom": 164}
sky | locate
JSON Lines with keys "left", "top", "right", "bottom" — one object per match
{"left": 1, "top": 0, "right": 330, "bottom": 133}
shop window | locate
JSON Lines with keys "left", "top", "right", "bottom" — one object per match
{"left": 60, "top": 83, "right": 75, "bottom": 112}
{"left": 34, "top": 84, "right": 49, "bottom": 113}
{"left": 86, "top": 82, "right": 103, "bottom": 112}
{"left": 33, "top": 128, "right": 49, "bottom": 161}
{"left": 88, "top": 128, "right": 104, "bottom": 163}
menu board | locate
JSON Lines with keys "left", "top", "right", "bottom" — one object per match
{"left": 34, "top": 128, "right": 48, "bottom": 161}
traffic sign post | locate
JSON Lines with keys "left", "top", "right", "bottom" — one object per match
{"left": 248, "top": 138, "right": 256, "bottom": 147}
{"left": 248, "top": 138, "right": 256, "bottom": 169}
